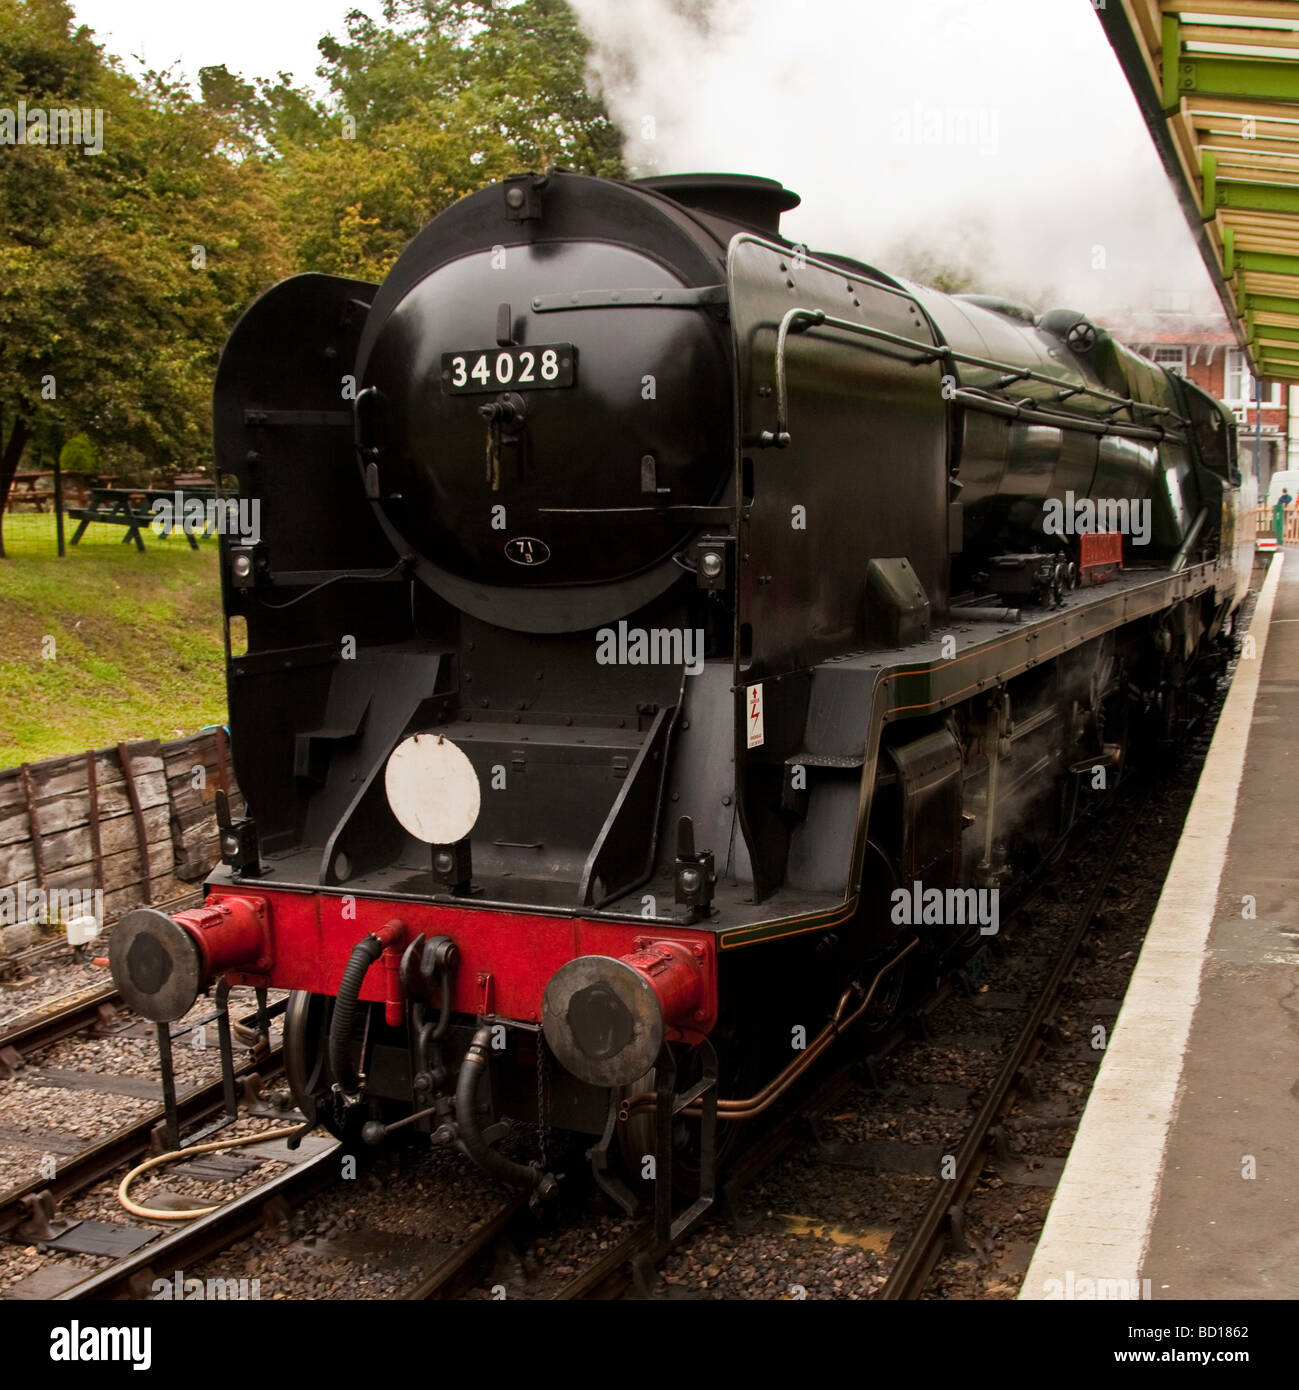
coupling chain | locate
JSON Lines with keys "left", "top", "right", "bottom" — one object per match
{"left": 536, "top": 1032, "right": 551, "bottom": 1173}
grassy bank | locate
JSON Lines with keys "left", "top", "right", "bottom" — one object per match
{"left": 0, "top": 512, "right": 227, "bottom": 765}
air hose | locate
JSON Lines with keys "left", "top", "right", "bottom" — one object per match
{"left": 455, "top": 1024, "right": 553, "bottom": 1193}
{"left": 117, "top": 1125, "right": 303, "bottom": 1221}
{"left": 328, "top": 930, "right": 389, "bottom": 1100}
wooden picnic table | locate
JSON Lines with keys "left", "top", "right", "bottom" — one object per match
{"left": 6, "top": 471, "right": 55, "bottom": 512}
{"left": 67, "top": 486, "right": 209, "bottom": 552}
{"left": 5, "top": 470, "right": 121, "bottom": 512}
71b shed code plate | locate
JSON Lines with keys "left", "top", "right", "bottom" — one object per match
{"left": 441, "top": 343, "right": 576, "bottom": 393}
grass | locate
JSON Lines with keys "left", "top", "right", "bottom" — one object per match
{"left": 0, "top": 510, "right": 228, "bottom": 765}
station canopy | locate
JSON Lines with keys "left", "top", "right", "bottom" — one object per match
{"left": 1099, "top": 2, "right": 1299, "bottom": 382}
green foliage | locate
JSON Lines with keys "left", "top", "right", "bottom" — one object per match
{"left": 0, "top": 0, "right": 289, "bottom": 550}
{"left": 0, "top": 0, "right": 632, "bottom": 756}
{"left": 0, "top": 0, "right": 628, "bottom": 557}
{"left": 58, "top": 431, "right": 98, "bottom": 472}
{"left": 197, "top": 63, "right": 331, "bottom": 153}
{"left": 278, "top": 0, "right": 626, "bottom": 277}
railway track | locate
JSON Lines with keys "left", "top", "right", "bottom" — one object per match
{"left": 547, "top": 1064, "right": 869, "bottom": 1300}
{"left": 56, "top": 1136, "right": 336, "bottom": 1301}
{"left": 25, "top": 785, "right": 1148, "bottom": 1303}
{"left": 0, "top": 892, "right": 211, "bottom": 1065}
{"left": 0, "top": 1046, "right": 286, "bottom": 1245}
{"left": 402, "top": 1200, "right": 530, "bottom": 1300}
{"left": 0, "top": 977, "right": 293, "bottom": 1305}
{"left": 0, "top": 959, "right": 289, "bottom": 1254}
{"left": 878, "top": 791, "right": 1146, "bottom": 1299}
{"left": 0, "top": 982, "right": 123, "bottom": 1069}
{"left": 12, "top": 735, "right": 1176, "bottom": 1302}
{"left": 52, "top": 1145, "right": 536, "bottom": 1303}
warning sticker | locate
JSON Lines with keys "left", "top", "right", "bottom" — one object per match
{"left": 746, "top": 683, "right": 764, "bottom": 749}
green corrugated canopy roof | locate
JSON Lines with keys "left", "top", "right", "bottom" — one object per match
{"left": 1099, "top": 1, "right": 1299, "bottom": 381}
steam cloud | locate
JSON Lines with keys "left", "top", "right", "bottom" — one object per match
{"left": 570, "top": 0, "right": 1224, "bottom": 325}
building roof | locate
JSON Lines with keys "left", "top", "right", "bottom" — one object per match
{"left": 1097, "top": 2, "right": 1299, "bottom": 382}
{"left": 1105, "top": 310, "right": 1238, "bottom": 344}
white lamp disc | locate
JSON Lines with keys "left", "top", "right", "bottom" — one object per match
{"left": 384, "top": 734, "right": 481, "bottom": 844}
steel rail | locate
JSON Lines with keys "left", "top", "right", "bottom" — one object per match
{"left": 0, "top": 890, "right": 204, "bottom": 1032}
{"left": 0, "top": 981, "right": 122, "bottom": 1057}
{"left": 0, "top": 1047, "right": 285, "bottom": 1240}
{"left": 563, "top": 774, "right": 1147, "bottom": 1300}
{"left": 403, "top": 1199, "right": 529, "bottom": 1300}
{"left": 57, "top": 1137, "right": 337, "bottom": 1301}
{"left": 876, "top": 787, "right": 1149, "bottom": 1300}
{"left": 552, "top": 1225, "right": 660, "bottom": 1300}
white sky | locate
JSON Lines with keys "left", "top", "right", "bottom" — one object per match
{"left": 69, "top": 0, "right": 381, "bottom": 90}
{"left": 67, "top": 0, "right": 1223, "bottom": 322}
{"left": 570, "top": 0, "right": 1223, "bottom": 319}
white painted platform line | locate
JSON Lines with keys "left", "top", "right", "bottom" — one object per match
{"left": 1020, "top": 556, "right": 1287, "bottom": 1300}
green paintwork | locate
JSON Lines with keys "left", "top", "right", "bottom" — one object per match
{"left": 1255, "top": 323, "right": 1299, "bottom": 344}
{"left": 1218, "top": 179, "right": 1299, "bottom": 215}
{"left": 1236, "top": 249, "right": 1299, "bottom": 276}
{"left": 1177, "top": 52, "right": 1299, "bottom": 104}
{"left": 1162, "top": 15, "right": 1181, "bottom": 112}
{"left": 1202, "top": 148, "right": 1218, "bottom": 218}
{"left": 1146, "top": 12, "right": 1299, "bottom": 380}
{"left": 1245, "top": 293, "right": 1299, "bottom": 315}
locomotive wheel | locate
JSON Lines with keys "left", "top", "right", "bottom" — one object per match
{"left": 283, "top": 989, "right": 328, "bottom": 1126}
{"left": 1051, "top": 561, "right": 1068, "bottom": 608}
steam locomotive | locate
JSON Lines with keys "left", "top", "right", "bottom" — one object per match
{"left": 110, "top": 170, "right": 1250, "bottom": 1236}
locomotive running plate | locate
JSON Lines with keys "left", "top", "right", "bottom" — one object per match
{"left": 441, "top": 343, "right": 576, "bottom": 393}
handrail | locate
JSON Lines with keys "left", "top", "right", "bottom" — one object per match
{"left": 763, "top": 306, "right": 1187, "bottom": 449}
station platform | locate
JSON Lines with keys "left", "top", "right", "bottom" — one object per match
{"left": 1022, "top": 552, "right": 1296, "bottom": 1301}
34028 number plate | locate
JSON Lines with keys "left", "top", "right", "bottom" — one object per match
{"left": 441, "top": 344, "right": 576, "bottom": 394}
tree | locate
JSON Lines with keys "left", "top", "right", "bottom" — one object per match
{"left": 0, "top": 0, "right": 287, "bottom": 555}
{"left": 58, "top": 432, "right": 99, "bottom": 472}
{"left": 273, "top": 0, "right": 626, "bottom": 277}
{"left": 0, "top": 0, "right": 627, "bottom": 555}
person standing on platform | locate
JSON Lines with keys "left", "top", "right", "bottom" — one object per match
{"left": 1275, "top": 489, "right": 1293, "bottom": 547}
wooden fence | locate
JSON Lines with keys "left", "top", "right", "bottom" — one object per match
{"left": 1251, "top": 504, "right": 1299, "bottom": 546}
{"left": 0, "top": 729, "right": 242, "bottom": 953}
